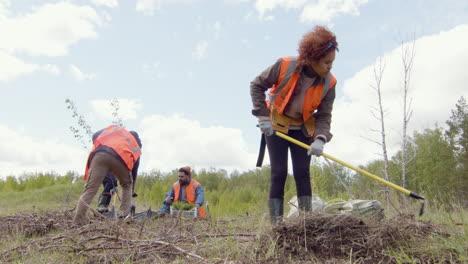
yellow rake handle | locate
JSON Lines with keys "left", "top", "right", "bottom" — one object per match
{"left": 275, "top": 131, "right": 424, "bottom": 200}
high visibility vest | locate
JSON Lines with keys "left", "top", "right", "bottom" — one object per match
{"left": 84, "top": 125, "right": 142, "bottom": 180}
{"left": 173, "top": 179, "right": 206, "bottom": 218}
{"left": 269, "top": 56, "right": 337, "bottom": 122}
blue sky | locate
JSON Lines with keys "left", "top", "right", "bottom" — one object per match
{"left": 1, "top": 0, "right": 467, "bottom": 178}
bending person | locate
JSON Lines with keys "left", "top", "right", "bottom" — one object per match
{"left": 73, "top": 125, "right": 142, "bottom": 225}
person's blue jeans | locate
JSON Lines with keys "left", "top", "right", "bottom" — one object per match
{"left": 158, "top": 203, "right": 171, "bottom": 214}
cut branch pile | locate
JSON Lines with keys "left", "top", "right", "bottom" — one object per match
{"left": 270, "top": 213, "right": 444, "bottom": 263}
{"left": 0, "top": 210, "right": 75, "bottom": 238}
{"left": 0, "top": 210, "right": 256, "bottom": 263}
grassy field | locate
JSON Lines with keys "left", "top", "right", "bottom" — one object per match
{"left": 0, "top": 184, "right": 466, "bottom": 263}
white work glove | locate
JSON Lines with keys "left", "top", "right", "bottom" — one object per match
{"left": 258, "top": 120, "right": 274, "bottom": 136}
{"left": 308, "top": 138, "right": 325, "bottom": 156}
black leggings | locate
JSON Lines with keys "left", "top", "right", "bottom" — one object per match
{"left": 265, "top": 130, "right": 313, "bottom": 199}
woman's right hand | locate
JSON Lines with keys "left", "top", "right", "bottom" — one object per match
{"left": 258, "top": 120, "right": 274, "bottom": 136}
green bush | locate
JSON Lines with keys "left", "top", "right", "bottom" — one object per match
{"left": 171, "top": 202, "right": 195, "bottom": 210}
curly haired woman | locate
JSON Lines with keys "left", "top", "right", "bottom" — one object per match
{"left": 250, "top": 26, "right": 338, "bottom": 224}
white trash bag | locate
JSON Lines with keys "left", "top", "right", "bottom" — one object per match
{"left": 323, "top": 200, "right": 385, "bottom": 219}
{"left": 287, "top": 195, "right": 327, "bottom": 218}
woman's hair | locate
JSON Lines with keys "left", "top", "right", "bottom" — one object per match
{"left": 297, "top": 25, "right": 338, "bottom": 67}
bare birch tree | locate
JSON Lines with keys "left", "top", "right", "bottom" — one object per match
{"left": 368, "top": 57, "right": 391, "bottom": 205}
{"left": 398, "top": 40, "right": 416, "bottom": 189}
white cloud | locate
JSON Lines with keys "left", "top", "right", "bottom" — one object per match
{"left": 0, "top": 51, "right": 38, "bottom": 81}
{"left": 69, "top": 65, "right": 96, "bottom": 82}
{"left": 254, "top": 0, "right": 368, "bottom": 23}
{"left": 301, "top": 0, "right": 368, "bottom": 23}
{"left": 91, "top": 0, "right": 119, "bottom": 8}
{"left": 0, "top": 2, "right": 102, "bottom": 81}
{"left": 0, "top": 124, "right": 87, "bottom": 178}
{"left": 0, "top": 2, "right": 102, "bottom": 57}
{"left": 192, "top": 40, "right": 208, "bottom": 60}
{"left": 42, "top": 64, "right": 61, "bottom": 75}
{"left": 225, "top": 0, "right": 250, "bottom": 3}
{"left": 255, "top": 0, "right": 306, "bottom": 20}
{"left": 101, "top": 10, "right": 112, "bottom": 22}
{"left": 195, "top": 15, "right": 203, "bottom": 32}
{"left": 139, "top": 114, "right": 257, "bottom": 173}
{"left": 0, "top": 0, "right": 10, "bottom": 20}
{"left": 0, "top": 113, "right": 258, "bottom": 177}
{"left": 241, "top": 38, "right": 252, "bottom": 48}
{"left": 142, "top": 62, "right": 165, "bottom": 79}
{"left": 328, "top": 24, "right": 468, "bottom": 167}
{"left": 243, "top": 11, "right": 254, "bottom": 22}
{"left": 91, "top": 98, "right": 143, "bottom": 121}
{"left": 213, "top": 21, "right": 221, "bottom": 39}
{"left": 136, "top": 0, "right": 161, "bottom": 15}
{"left": 136, "top": 0, "right": 201, "bottom": 15}
{"left": 0, "top": 51, "right": 61, "bottom": 81}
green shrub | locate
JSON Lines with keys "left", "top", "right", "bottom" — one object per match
{"left": 171, "top": 202, "right": 195, "bottom": 210}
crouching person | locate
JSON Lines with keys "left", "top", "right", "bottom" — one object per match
{"left": 73, "top": 125, "right": 142, "bottom": 225}
{"left": 158, "top": 166, "right": 206, "bottom": 218}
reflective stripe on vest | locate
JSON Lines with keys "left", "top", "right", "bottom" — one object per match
{"left": 270, "top": 56, "right": 298, "bottom": 105}
{"left": 269, "top": 56, "right": 336, "bottom": 121}
{"left": 84, "top": 125, "right": 142, "bottom": 180}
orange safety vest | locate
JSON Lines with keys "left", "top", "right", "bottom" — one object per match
{"left": 84, "top": 125, "right": 142, "bottom": 180}
{"left": 173, "top": 179, "right": 206, "bottom": 218}
{"left": 269, "top": 56, "right": 337, "bottom": 122}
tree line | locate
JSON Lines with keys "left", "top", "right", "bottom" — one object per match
{"left": 0, "top": 97, "right": 466, "bottom": 216}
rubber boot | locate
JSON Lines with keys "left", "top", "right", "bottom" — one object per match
{"left": 268, "top": 199, "right": 284, "bottom": 225}
{"left": 97, "top": 194, "right": 112, "bottom": 213}
{"left": 298, "top": 196, "right": 312, "bottom": 212}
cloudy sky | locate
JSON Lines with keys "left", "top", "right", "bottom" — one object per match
{"left": 1, "top": 0, "right": 467, "bottom": 178}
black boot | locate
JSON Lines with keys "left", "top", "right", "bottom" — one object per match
{"left": 268, "top": 199, "right": 284, "bottom": 225}
{"left": 97, "top": 194, "right": 112, "bottom": 213}
{"left": 298, "top": 196, "right": 312, "bottom": 212}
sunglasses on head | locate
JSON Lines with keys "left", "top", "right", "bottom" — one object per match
{"left": 319, "top": 41, "right": 339, "bottom": 56}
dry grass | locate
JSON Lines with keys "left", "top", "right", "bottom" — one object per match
{"left": 0, "top": 209, "right": 465, "bottom": 263}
